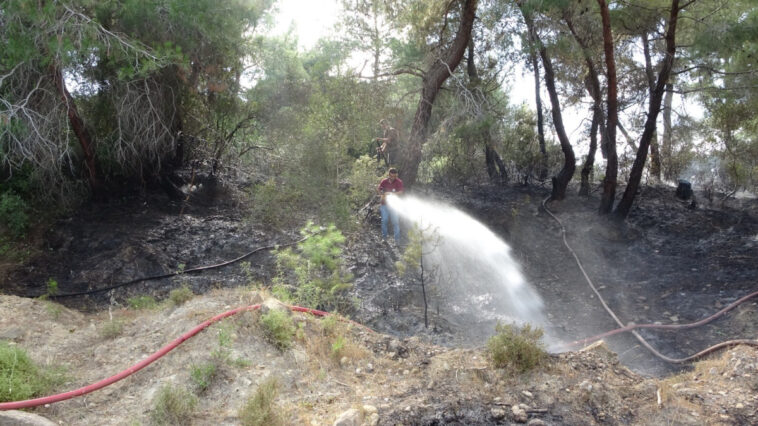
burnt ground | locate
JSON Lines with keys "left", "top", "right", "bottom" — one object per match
{"left": 1, "top": 177, "right": 757, "bottom": 379}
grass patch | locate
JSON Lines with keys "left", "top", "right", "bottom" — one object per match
{"left": 190, "top": 362, "right": 219, "bottom": 393}
{"left": 486, "top": 322, "right": 546, "bottom": 372}
{"left": 128, "top": 295, "right": 158, "bottom": 310}
{"left": 0, "top": 341, "right": 66, "bottom": 402}
{"left": 260, "top": 310, "right": 295, "bottom": 351}
{"left": 150, "top": 384, "right": 197, "bottom": 425}
{"left": 169, "top": 286, "right": 194, "bottom": 306}
{"left": 238, "top": 377, "right": 284, "bottom": 426}
{"left": 100, "top": 319, "right": 124, "bottom": 339}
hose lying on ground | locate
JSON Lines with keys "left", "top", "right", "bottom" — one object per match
{"left": 41, "top": 236, "right": 308, "bottom": 299}
{"left": 542, "top": 196, "right": 758, "bottom": 363}
{"left": 0, "top": 303, "right": 372, "bottom": 411}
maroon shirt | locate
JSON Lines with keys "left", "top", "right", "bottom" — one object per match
{"left": 378, "top": 177, "right": 404, "bottom": 205}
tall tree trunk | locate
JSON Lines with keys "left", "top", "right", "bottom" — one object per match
{"left": 597, "top": 0, "right": 618, "bottom": 214}
{"left": 580, "top": 104, "right": 600, "bottom": 196}
{"left": 614, "top": 0, "right": 681, "bottom": 219}
{"left": 51, "top": 64, "right": 102, "bottom": 195}
{"left": 662, "top": 82, "right": 674, "bottom": 180}
{"left": 642, "top": 31, "right": 662, "bottom": 181}
{"left": 518, "top": 4, "right": 575, "bottom": 200}
{"left": 564, "top": 14, "right": 602, "bottom": 197}
{"left": 398, "top": 0, "right": 478, "bottom": 187}
{"left": 525, "top": 12, "right": 548, "bottom": 181}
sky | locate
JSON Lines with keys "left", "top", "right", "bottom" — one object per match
{"left": 271, "top": 0, "right": 342, "bottom": 50}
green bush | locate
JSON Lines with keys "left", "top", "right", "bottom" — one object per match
{"left": 248, "top": 179, "right": 303, "bottom": 229}
{"left": 128, "top": 295, "right": 158, "bottom": 310}
{"left": 0, "top": 341, "right": 66, "bottom": 402}
{"left": 190, "top": 362, "right": 219, "bottom": 393}
{"left": 99, "top": 319, "right": 124, "bottom": 339}
{"left": 151, "top": 384, "right": 197, "bottom": 425}
{"left": 0, "top": 191, "right": 30, "bottom": 238}
{"left": 274, "top": 222, "right": 353, "bottom": 312}
{"left": 331, "top": 335, "right": 345, "bottom": 361}
{"left": 260, "top": 310, "right": 295, "bottom": 351}
{"left": 169, "top": 286, "right": 194, "bottom": 305}
{"left": 238, "top": 378, "right": 284, "bottom": 426}
{"left": 486, "top": 322, "right": 546, "bottom": 372}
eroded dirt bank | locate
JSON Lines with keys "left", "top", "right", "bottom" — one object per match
{"left": 1, "top": 291, "right": 756, "bottom": 425}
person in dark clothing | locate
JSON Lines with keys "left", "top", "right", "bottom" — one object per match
{"left": 374, "top": 119, "right": 400, "bottom": 166}
{"left": 377, "top": 168, "right": 404, "bottom": 243}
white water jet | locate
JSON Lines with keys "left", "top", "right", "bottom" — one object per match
{"left": 386, "top": 195, "right": 545, "bottom": 327}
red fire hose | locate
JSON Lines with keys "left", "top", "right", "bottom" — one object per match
{"left": 0, "top": 304, "right": 372, "bottom": 411}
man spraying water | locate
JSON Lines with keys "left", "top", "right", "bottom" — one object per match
{"left": 377, "top": 168, "right": 404, "bottom": 243}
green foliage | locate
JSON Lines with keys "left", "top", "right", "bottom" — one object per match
{"left": 0, "top": 190, "right": 29, "bottom": 237}
{"left": 0, "top": 341, "right": 66, "bottom": 402}
{"left": 248, "top": 179, "right": 303, "bottom": 229}
{"left": 238, "top": 377, "right": 284, "bottom": 426}
{"left": 100, "top": 319, "right": 124, "bottom": 339}
{"left": 331, "top": 335, "right": 346, "bottom": 360}
{"left": 128, "top": 295, "right": 158, "bottom": 310}
{"left": 260, "top": 310, "right": 295, "bottom": 351}
{"left": 274, "top": 222, "right": 353, "bottom": 312}
{"left": 150, "top": 384, "right": 198, "bottom": 425}
{"left": 486, "top": 322, "right": 546, "bottom": 372}
{"left": 190, "top": 362, "right": 219, "bottom": 393}
{"left": 46, "top": 278, "right": 59, "bottom": 297}
{"left": 169, "top": 286, "right": 194, "bottom": 306}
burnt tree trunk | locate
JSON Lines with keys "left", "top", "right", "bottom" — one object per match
{"left": 52, "top": 64, "right": 103, "bottom": 196}
{"left": 398, "top": 0, "right": 478, "bottom": 187}
{"left": 525, "top": 11, "right": 548, "bottom": 181}
{"left": 564, "top": 14, "right": 602, "bottom": 197}
{"left": 518, "top": 3, "right": 575, "bottom": 200}
{"left": 642, "top": 31, "right": 663, "bottom": 181}
{"left": 615, "top": 0, "right": 681, "bottom": 219}
{"left": 662, "top": 82, "right": 674, "bottom": 180}
{"left": 597, "top": 0, "right": 618, "bottom": 214}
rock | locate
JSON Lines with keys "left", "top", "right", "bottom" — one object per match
{"left": 0, "top": 327, "right": 24, "bottom": 340}
{"left": 259, "top": 298, "right": 290, "bottom": 315}
{"left": 366, "top": 363, "right": 374, "bottom": 373}
{"left": 490, "top": 408, "right": 507, "bottom": 420}
{"left": 527, "top": 420, "right": 546, "bottom": 426}
{"left": 0, "top": 411, "right": 57, "bottom": 426}
{"left": 511, "top": 405, "right": 528, "bottom": 423}
{"left": 334, "top": 408, "right": 361, "bottom": 426}
{"left": 522, "top": 390, "right": 534, "bottom": 398}
{"left": 340, "top": 356, "right": 349, "bottom": 367}
{"left": 362, "top": 405, "right": 378, "bottom": 415}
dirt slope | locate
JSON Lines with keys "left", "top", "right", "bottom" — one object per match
{"left": 1, "top": 290, "right": 756, "bottom": 425}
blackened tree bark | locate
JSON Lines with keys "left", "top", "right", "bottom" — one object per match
{"left": 52, "top": 64, "right": 103, "bottom": 196}
{"left": 597, "top": 0, "right": 619, "bottom": 214}
{"left": 662, "top": 82, "right": 674, "bottom": 180}
{"left": 526, "top": 18, "right": 548, "bottom": 181}
{"left": 614, "top": 0, "right": 681, "bottom": 219}
{"left": 518, "top": 2, "right": 575, "bottom": 200}
{"left": 564, "top": 14, "right": 602, "bottom": 197}
{"left": 642, "top": 31, "right": 663, "bottom": 181}
{"left": 398, "top": 0, "right": 478, "bottom": 187}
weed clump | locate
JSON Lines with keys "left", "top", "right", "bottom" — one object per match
{"left": 190, "top": 362, "right": 219, "bottom": 393}
{"left": 238, "top": 378, "right": 284, "bottom": 426}
{"left": 128, "top": 295, "right": 158, "bottom": 310}
{"left": 486, "top": 322, "right": 546, "bottom": 372}
{"left": 0, "top": 341, "right": 66, "bottom": 402}
{"left": 99, "top": 319, "right": 124, "bottom": 339}
{"left": 169, "top": 286, "right": 194, "bottom": 305}
{"left": 260, "top": 309, "right": 295, "bottom": 350}
{"left": 151, "top": 384, "right": 197, "bottom": 425}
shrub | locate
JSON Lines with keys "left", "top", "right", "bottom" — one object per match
{"left": 151, "top": 384, "right": 197, "bottom": 425}
{"left": 331, "top": 336, "right": 345, "bottom": 361}
{"left": 260, "top": 310, "right": 295, "bottom": 350}
{"left": 248, "top": 179, "right": 303, "bottom": 229}
{"left": 169, "top": 286, "right": 194, "bottom": 305}
{"left": 128, "top": 295, "right": 158, "bottom": 310}
{"left": 486, "top": 322, "right": 546, "bottom": 372}
{"left": 190, "top": 362, "right": 219, "bottom": 393}
{"left": 0, "top": 341, "right": 66, "bottom": 402}
{"left": 0, "top": 191, "right": 30, "bottom": 238}
{"left": 238, "top": 378, "right": 284, "bottom": 426}
{"left": 100, "top": 319, "right": 124, "bottom": 339}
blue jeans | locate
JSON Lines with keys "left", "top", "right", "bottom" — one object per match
{"left": 380, "top": 204, "right": 400, "bottom": 242}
